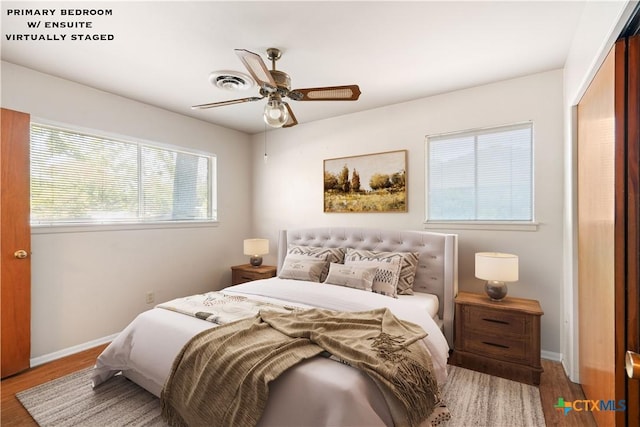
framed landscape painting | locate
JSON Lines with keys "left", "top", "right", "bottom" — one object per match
{"left": 323, "top": 150, "right": 407, "bottom": 213}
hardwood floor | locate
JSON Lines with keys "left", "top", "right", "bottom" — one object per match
{"left": 1, "top": 348, "right": 594, "bottom": 426}
{"left": 539, "top": 359, "right": 597, "bottom": 427}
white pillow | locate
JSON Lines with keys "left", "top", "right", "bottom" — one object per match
{"left": 323, "top": 263, "right": 377, "bottom": 291}
{"left": 286, "top": 245, "right": 345, "bottom": 281}
{"left": 278, "top": 257, "right": 327, "bottom": 282}
{"left": 344, "top": 258, "right": 402, "bottom": 297}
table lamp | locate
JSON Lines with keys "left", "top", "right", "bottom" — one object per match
{"left": 475, "top": 252, "right": 519, "bottom": 301}
{"left": 244, "top": 238, "right": 269, "bottom": 267}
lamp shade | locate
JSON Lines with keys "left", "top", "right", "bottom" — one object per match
{"left": 475, "top": 252, "right": 519, "bottom": 282}
{"left": 243, "top": 238, "right": 269, "bottom": 256}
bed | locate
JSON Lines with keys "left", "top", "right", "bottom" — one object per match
{"left": 91, "top": 227, "right": 458, "bottom": 426}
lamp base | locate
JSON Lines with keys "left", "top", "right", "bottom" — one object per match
{"left": 485, "top": 280, "right": 507, "bottom": 301}
{"left": 249, "top": 256, "right": 263, "bottom": 267}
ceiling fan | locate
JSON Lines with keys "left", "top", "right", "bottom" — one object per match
{"left": 192, "top": 48, "right": 361, "bottom": 128}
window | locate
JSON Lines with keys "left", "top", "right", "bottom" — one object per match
{"left": 426, "top": 122, "right": 533, "bottom": 223}
{"left": 30, "top": 123, "right": 217, "bottom": 226}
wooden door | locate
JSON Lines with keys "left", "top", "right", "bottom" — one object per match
{"left": 578, "top": 44, "right": 617, "bottom": 427}
{"left": 615, "top": 34, "right": 640, "bottom": 427}
{"left": 1, "top": 108, "right": 31, "bottom": 378}
{"left": 578, "top": 33, "right": 640, "bottom": 427}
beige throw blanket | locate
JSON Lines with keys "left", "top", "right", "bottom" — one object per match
{"left": 161, "top": 308, "right": 447, "bottom": 427}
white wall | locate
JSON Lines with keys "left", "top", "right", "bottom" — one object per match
{"left": 251, "top": 70, "right": 565, "bottom": 356}
{"left": 1, "top": 61, "right": 253, "bottom": 360}
{"left": 561, "top": 0, "right": 636, "bottom": 381}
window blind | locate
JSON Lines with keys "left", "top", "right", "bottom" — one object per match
{"left": 426, "top": 122, "right": 533, "bottom": 221}
{"left": 30, "top": 123, "right": 216, "bottom": 225}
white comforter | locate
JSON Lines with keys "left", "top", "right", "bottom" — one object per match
{"left": 92, "top": 278, "right": 450, "bottom": 427}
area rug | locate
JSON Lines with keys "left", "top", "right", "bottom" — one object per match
{"left": 441, "top": 366, "right": 545, "bottom": 426}
{"left": 16, "top": 369, "right": 164, "bottom": 426}
{"left": 17, "top": 365, "right": 545, "bottom": 426}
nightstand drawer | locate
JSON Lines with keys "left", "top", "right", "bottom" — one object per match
{"left": 237, "top": 269, "right": 269, "bottom": 281}
{"left": 464, "top": 306, "right": 528, "bottom": 336}
{"left": 463, "top": 333, "right": 529, "bottom": 364}
{"left": 231, "top": 264, "right": 277, "bottom": 285}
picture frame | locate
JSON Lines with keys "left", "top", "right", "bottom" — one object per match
{"left": 323, "top": 150, "right": 407, "bottom": 213}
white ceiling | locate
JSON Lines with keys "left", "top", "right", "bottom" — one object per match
{"left": 1, "top": 1, "right": 586, "bottom": 134}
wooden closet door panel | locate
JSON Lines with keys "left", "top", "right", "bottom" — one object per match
{"left": 620, "top": 33, "right": 640, "bottom": 427}
{"left": 1, "top": 108, "right": 31, "bottom": 378}
{"left": 577, "top": 47, "right": 616, "bottom": 427}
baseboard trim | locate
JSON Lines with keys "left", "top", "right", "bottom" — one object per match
{"left": 562, "top": 358, "right": 580, "bottom": 383}
{"left": 30, "top": 333, "right": 118, "bottom": 367}
{"left": 541, "top": 350, "right": 562, "bottom": 362}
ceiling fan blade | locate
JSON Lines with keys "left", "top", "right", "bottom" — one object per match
{"left": 191, "top": 96, "right": 263, "bottom": 110}
{"left": 235, "top": 49, "right": 277, "bottom": 90}
{"left": 289, "top": 85, "right": 361, "bottom": 101}
{"left": 283, "top": 103, "right": 298, "bottom": 128}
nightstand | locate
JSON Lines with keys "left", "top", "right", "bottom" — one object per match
{"left": 451, "top": 291, "right": 544, "bottom": 385}
{"left": 231, "top": 264, "right": 277, "bottom": 285}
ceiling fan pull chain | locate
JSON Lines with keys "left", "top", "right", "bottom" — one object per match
{"left": 264, "top": 122, "right": 268, "bottom": 164}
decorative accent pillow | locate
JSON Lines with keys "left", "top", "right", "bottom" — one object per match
{"left": 287, "top": 245, "right": 345, "bottom": 281}
{"left": 344, "top": 248, "right": 419, "bottom": 295}
{"left": 278, "top": 256, "right": 327, "bottom": 283}
{"left": 323, "top": 263, "right": 378, "bottom": 291}
{"left": 344, "top": 258, "right": 402, "bottom": 297}
{"left": 287, "top": 245, "right": 345, "bottom": 263}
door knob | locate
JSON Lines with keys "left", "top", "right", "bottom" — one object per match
{"left": 14, "top": 249, "right": 28, "bottom": 259}
{"left": 626, "top": 351, "right": 640, "bottom": 379}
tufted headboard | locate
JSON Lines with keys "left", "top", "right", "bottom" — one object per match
{"left": 278, "top": 227, "right": 458, "bottom": 347}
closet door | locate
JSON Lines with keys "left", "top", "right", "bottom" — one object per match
{"left": 578, "top": 33, "right": 640, "bottom": 427}
{"left": 578, "top": 44, "right": 616, "bottom": 427}
{"left": 616, "top": 34, "right": 639, "bottom": 427}
{"left": 1, "top": 108, "right": 31, "bottom": 378}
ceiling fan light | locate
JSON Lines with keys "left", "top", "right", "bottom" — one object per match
{"left": 263, "top": 99, "right": 288, "bottom": 128}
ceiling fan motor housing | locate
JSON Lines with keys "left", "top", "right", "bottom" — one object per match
{"left": 259, "top": 69, "right": 291, "bottom": 97}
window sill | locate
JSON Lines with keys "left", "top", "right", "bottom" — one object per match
{"left": 423, "top": 221, "right": 539, "bottom": 232}
{"left": 31, "top": 220, "right": 219, "bottom": 235}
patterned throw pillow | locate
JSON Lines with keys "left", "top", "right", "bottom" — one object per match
{"left": 278, "top": 256, "right": 327, "bottom": 282}
{"left": 344, "top": 248, "right": 419, "bottom": 295}
{"left": 344, "top": 258, "right": 402, "bottom": 297}
{"left": 287, "top": 245, "right": 345, "bottom": 281}
{"left": 323, "top": 263, "right": 378, "bottom": 291}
